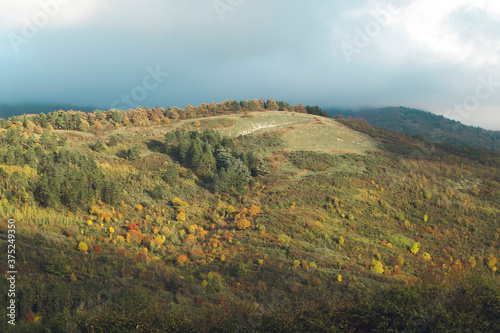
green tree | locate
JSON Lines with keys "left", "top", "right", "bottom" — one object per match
{"left": 161, "top": 163, "right": 179, "bottom": 184}
{"left": 93, "top": 139, "right": 107, "bottom": 152}
{"left": 24, "top": 147, "right": 37, "bottom": 167}
{"left": 108, "top": 135, "right": 118, "bottom": 147}
{"left": 127, "top": 144, "right": 141, "bottom": 161}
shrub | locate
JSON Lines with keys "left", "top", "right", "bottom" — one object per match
{"left": 93, "top": 245, "right": 102, "bottom": 254}
{"left": 25, "top": 310, "right": 36, "bottom": 324}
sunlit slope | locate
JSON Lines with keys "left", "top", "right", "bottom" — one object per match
{"left": 180, "top": 111, "right": 378, "bottom": 154}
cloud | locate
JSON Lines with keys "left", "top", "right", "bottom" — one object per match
{"left": 0, "top": 0, "right": 499, "bottom": 130}
{"left": 0, "top": 0, "right": 106, "bottom": 32}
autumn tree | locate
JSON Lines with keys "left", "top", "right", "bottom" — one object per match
{"left": 266, "top": 99, "right": 279, "bottom": 111}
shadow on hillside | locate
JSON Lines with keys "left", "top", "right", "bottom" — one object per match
{"left": 145, "top": 139, "right": 166, "bottom": 153}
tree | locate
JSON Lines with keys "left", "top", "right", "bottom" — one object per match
{"left": 266, "top": 99, "right": 279, "bottom": 111}
{"left": 78, "top": 119, "right": 90, "bottom": 131}
{"left": 161, "top": 163, "right": 179, "bottom": 184}
{"left": 92, "top": 120, "right": 103, "bottom": 131}
{"left": 127, "top": 144, "right": 141, "bottom": 161}
{"left": 93, "top": 139, "right": 107, "bottom": 152}
{"left": 166, "top": 107, "right": 179, "bottom": 120}
{"left": 108, "top": 135, "right": 118, "bottom": 147}
{"left": 151, "top": 184, "right": 166, "bottom": 200}
{"left": 78, "top": 242, "right": 88, "bottom": 253}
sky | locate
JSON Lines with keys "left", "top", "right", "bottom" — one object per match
{"left": 1, "top": 0, "right": 499, "bottom": 130}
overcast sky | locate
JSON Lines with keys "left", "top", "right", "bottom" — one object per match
{"left": 1, "top": 0, "right": 499, "bottom": 130}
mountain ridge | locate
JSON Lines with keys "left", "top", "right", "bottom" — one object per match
{"left": 329, "top": 106, "right": 500, "bottom": 152}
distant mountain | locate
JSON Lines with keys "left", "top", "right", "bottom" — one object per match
{"left": 329, "top": 106, "right": 500, "bottom": 152}
{"left": 0, "top": 103, "right": 97, "bottom": 118}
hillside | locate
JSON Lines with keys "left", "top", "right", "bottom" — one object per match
{"left": 330, "top": 107, "right": 500, "bottom": 152}
{"left": 0, "top": 105, "right": 499, "bottom": 332}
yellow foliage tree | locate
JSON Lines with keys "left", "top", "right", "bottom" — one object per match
{"left": 236, "top": 219, "right": 251, "bottom": 230}
{"left": 371, "top": 260, "right": 384, "bottom": 274}
{"left": 469, "top": 257, "right": 476, "bottom": 268}
{"left": 172, "top": 197, "right": 185, "bottom": 208}
{"left": 78, "top": 242, "right": 88, "bottom": 253}
{"left": 176, "top": 212, "right": 186, "bottom": 222}
{"left": 486, "top": 255, "right": 498, "bottom": 268}
{"left": 410, "top": 242, "right": 421, "bottom": 254}
{"left": 338, "top": 236, "right": 344, "bottom": 246}
{"left": 249, "top": 205, "right": 261, "bottom": 216}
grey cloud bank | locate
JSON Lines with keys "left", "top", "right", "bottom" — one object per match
{"left": 1, "top": 0, "right": 499, "bottom": 130}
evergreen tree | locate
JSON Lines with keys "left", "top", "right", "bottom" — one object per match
{"left": 161, "top": 163, "right": 179, "bottom": 184}
{"left": 127, "top": 144, "right": 141, "bottom": 161}
{"left": 24, "top": 147, "right": 37, "bottom": 167}
{"left": 108, "top": 135, "right": 118, "bottom": 147}
{"left": 188, "top": 138, "right": 204, "bottom": 169}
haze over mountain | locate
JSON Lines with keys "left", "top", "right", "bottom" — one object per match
{"left": 0, "top": 103, "right": 96, "bottom": 119}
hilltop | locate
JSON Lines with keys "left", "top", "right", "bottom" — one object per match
{"left": 330, "top": 106, "right": 500, "bottom": 152}
{"left": 0, "top": 104, "right": 499, "bottom": 332}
